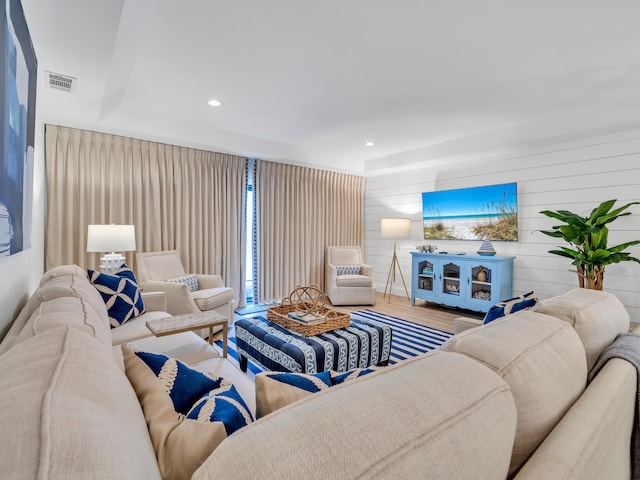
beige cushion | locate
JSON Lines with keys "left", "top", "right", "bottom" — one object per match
{"left": 136, "top": 250, "right": 187, "bottom": 282}
{"left": 453, "top": 316, "right": 483, "bottom": 333}
{"left": 38, "top": 263, "right": 88, "bottom": 286}
{"left": 0, "top": 326, "right": 161, "bottom": 480}
{"left": 130, "top": 331, "right": 220, "bottom": 367}
{"left": 441, "top": 311, "right": 587, "bottom": 475}
{"left": 255, "top": 372, "right": 331, "bottom": 418}
{"left": 40, "top": 272, "right": 111, "bottom": 322}
{"left": 327, "top": 246, "right": 364, "bottom": 265}
{"left": 0, "top": 271, "right": 110, "bottom": 353}
{"left": 12, "top": 295, "right": 112, "bottom": 349}
{"left": 192, "top": 287, "right": 234, "bottom": 311}
{"left": 193, "top": 351, "right": 517, "bottom": 480}
{"left": 535, "top": 288, "right": 630, "bottom": 371}
{"left": 123, "top": 344, "right": 253, "bottom": 480}
{"left": 335, "top": 274, "right": 373, "bottom": 287}
{"left": 255, "top": 369, "right": 377, "bottom": 418}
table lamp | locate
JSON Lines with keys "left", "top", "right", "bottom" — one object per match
{"left": 87, "top": 224, "right": 136, "bottom": 274}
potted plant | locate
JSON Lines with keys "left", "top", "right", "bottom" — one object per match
{"left": 539, "top": 199, "right": 640, "bottom": 290}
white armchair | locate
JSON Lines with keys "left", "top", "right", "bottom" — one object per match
{"left": 325, "top": 246, "right": 376, "bottom": 306}
{"left": 136, "top": 250, "right": 235, "bottom": 323}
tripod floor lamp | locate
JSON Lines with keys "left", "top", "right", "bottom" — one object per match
{"left": 381, "top": 218, "right": 411, "bottom": 303}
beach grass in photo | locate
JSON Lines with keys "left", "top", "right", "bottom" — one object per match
{"left": 422, "top": 183, "right": 518, "bottom": 242}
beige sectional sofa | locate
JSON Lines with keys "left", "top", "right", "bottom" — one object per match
{"left": 0, "top": 265, "right": 636, "bottom": 479}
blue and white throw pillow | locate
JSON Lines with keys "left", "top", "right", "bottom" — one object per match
{"left": 483, "top": 291, "right": 538, "bottom": 324}
{"left": 88, "top": 264, "right": 145, "bottom": 328}
{"left": 330, "top": 367, "right": 377, "bottom": 385}
{"left": 122, "top": 345, "right": 254, "bottom": 480}
{"left": 335, "top": 265, "right": 362, "bottom": 276}
{"left": 167, "top": 274, "right": 199, "bottom": 292}
{"left": 187, "top": 384, "right": 254, "bottom": 436}
{"left": 133, "top": 350, "right": 224, "bottom": 414}
{"left": 255, "top": 367, "right": 378, "bottom": 417}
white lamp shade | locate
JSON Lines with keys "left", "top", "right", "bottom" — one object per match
{"left": 86, "top": 224, "right": 136, "bottom": 253}
{"left": 381, "top": 218, "right": 411, "bottom": 238}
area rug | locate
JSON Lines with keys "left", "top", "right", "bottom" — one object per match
{"left": 215, "top": 309, "right": 454, "bottom": 379}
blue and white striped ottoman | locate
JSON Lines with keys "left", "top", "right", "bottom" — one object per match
{"left": 235, "top": 316, "right": 392, "bottom": 373}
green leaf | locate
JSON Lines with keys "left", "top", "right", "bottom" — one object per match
{"left": 585, "top": 249, "right": 612, "bottom": 263}
{"left": 593, "top": 201, "right": 640, "bottom": 227}
{"left": 547, "top": 249, "right": 578, "bottom": 260}
{"left": 588, "top": 199, "right": 616, "bottom": 222}
{"left": 539, "top": 230, "right": 567, "bottom": 239}
{"left": 540, "top": 210, "right": 583, "bottom": 223}
{"left": 608, "top": 240, "right": 640, "bottom": 253}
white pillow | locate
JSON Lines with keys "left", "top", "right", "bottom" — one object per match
{"left": 167, "top": 274, "right": 199, "bottom": 292}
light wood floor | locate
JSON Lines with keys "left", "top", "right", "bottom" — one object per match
{"left": 329, "top": 293, "right": 484, "bottom": 333}
{"left": 235, "top": 292, "right": 484, "bottom": 334}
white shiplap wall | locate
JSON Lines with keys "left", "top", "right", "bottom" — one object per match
{"left": 364, "top": 130, "right": 640, "bottom": 323}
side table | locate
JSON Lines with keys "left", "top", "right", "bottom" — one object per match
{"left": 146, "top": 311, "right": 228, "bottom": 357}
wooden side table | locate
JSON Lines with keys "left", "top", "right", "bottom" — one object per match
{"left": 146, "top": 311, "right": 228, "bottom": 357}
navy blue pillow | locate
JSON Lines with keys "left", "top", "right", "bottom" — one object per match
{"left": 483, "top": 291, "right": 537, "bottom": 324}
{"left": 187, "top": 384, "right": 254, "bottom": 435}
{"left": 88, "top": 264, "right": 145, "bottom": 328}
{"left": 135, "top": 350, "right": 223, "bottom": 414}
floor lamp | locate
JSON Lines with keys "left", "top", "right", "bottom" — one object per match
{"left": 381, "top": 218, "right": 411, "bottom": 303}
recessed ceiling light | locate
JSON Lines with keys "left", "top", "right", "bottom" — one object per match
{"left": 365, "top": 141, "right": 375, "bottom": 147}
{"left": 207, "top": 99, "right": 222, "bottom": 107}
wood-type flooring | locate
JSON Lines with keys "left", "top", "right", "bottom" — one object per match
{"left": 234, "top": 292, "right": 484, "bottom": 334}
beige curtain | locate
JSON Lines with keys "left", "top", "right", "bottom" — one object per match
{"left": 254, "top": 159, "right": 365, "bottom": 302}
{"left": 45, "top": 125, "right": 248, "bottom": 307}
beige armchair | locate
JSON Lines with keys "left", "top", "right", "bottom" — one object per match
{"left": 136, "top": 250, "right": 235, "bottom": 324}
{"left": 325, "top": 246, "right": 376, "bottom": 306}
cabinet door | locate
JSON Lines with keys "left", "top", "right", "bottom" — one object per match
{"left": 466, "top": 262, "right": 496, "bottom": 310}
{"left": 441, "top": 261, "right": 465, "bottom": 307}
{"left": 416, "top": 258, "right": 436, "bottom": 293}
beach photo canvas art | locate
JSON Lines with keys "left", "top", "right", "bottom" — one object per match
{"left": 422, "top": 182, "right": 518, "bottom": 241}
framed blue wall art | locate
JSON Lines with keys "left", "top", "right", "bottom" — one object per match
{"left": 1, "top": 0, "right": 37, "bottom": 257}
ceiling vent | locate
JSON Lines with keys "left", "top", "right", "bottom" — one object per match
{"left": 46, "top": 71, "right": 76, "bottom": 93}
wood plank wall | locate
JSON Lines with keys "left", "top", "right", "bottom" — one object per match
{"left": 364, "top": 130, "right": 640, "bottom": 323}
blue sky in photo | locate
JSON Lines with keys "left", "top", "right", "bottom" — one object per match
{"left": 423, "top": 183, "right": 517, "bottom": 219}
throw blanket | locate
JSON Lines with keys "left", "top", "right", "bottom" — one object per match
{"left": 588, "top": 333, "right": 640, "bottom": 480}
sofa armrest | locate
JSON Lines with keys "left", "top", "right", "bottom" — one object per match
{"left": 326, "top": 264, "right": 338, "bottom": 288}
{"left": 140, "top": 280, "right": 199, "bottom": 315}
{"left": 514, "top": 357, "right": 636, "bottom": 479}
{"left": 196, "top": 274, "right": 224, "bottom": 289}
{"left": 361, "top": 264, "right": 374, "bottom": 277}
{"left": 453, "top": 316, "right": 483, "bottom": 333}
{"left": 140, "top": 291, "right": 167, "bottom": 312}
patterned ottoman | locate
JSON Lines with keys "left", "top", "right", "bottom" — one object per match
{"left": 235, "top": 316, "right": 392, "bottom": 373}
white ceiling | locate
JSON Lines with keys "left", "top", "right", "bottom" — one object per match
{"left": 21, "top": 0, "right": 640, "bottom": 175}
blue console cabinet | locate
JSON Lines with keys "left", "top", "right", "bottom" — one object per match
{"left": 410, "top": 252, "right": 514, "bottom": 313}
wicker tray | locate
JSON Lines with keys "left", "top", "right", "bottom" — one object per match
{"left": 267, "top": 286, "right": 350, "bottom": 336}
